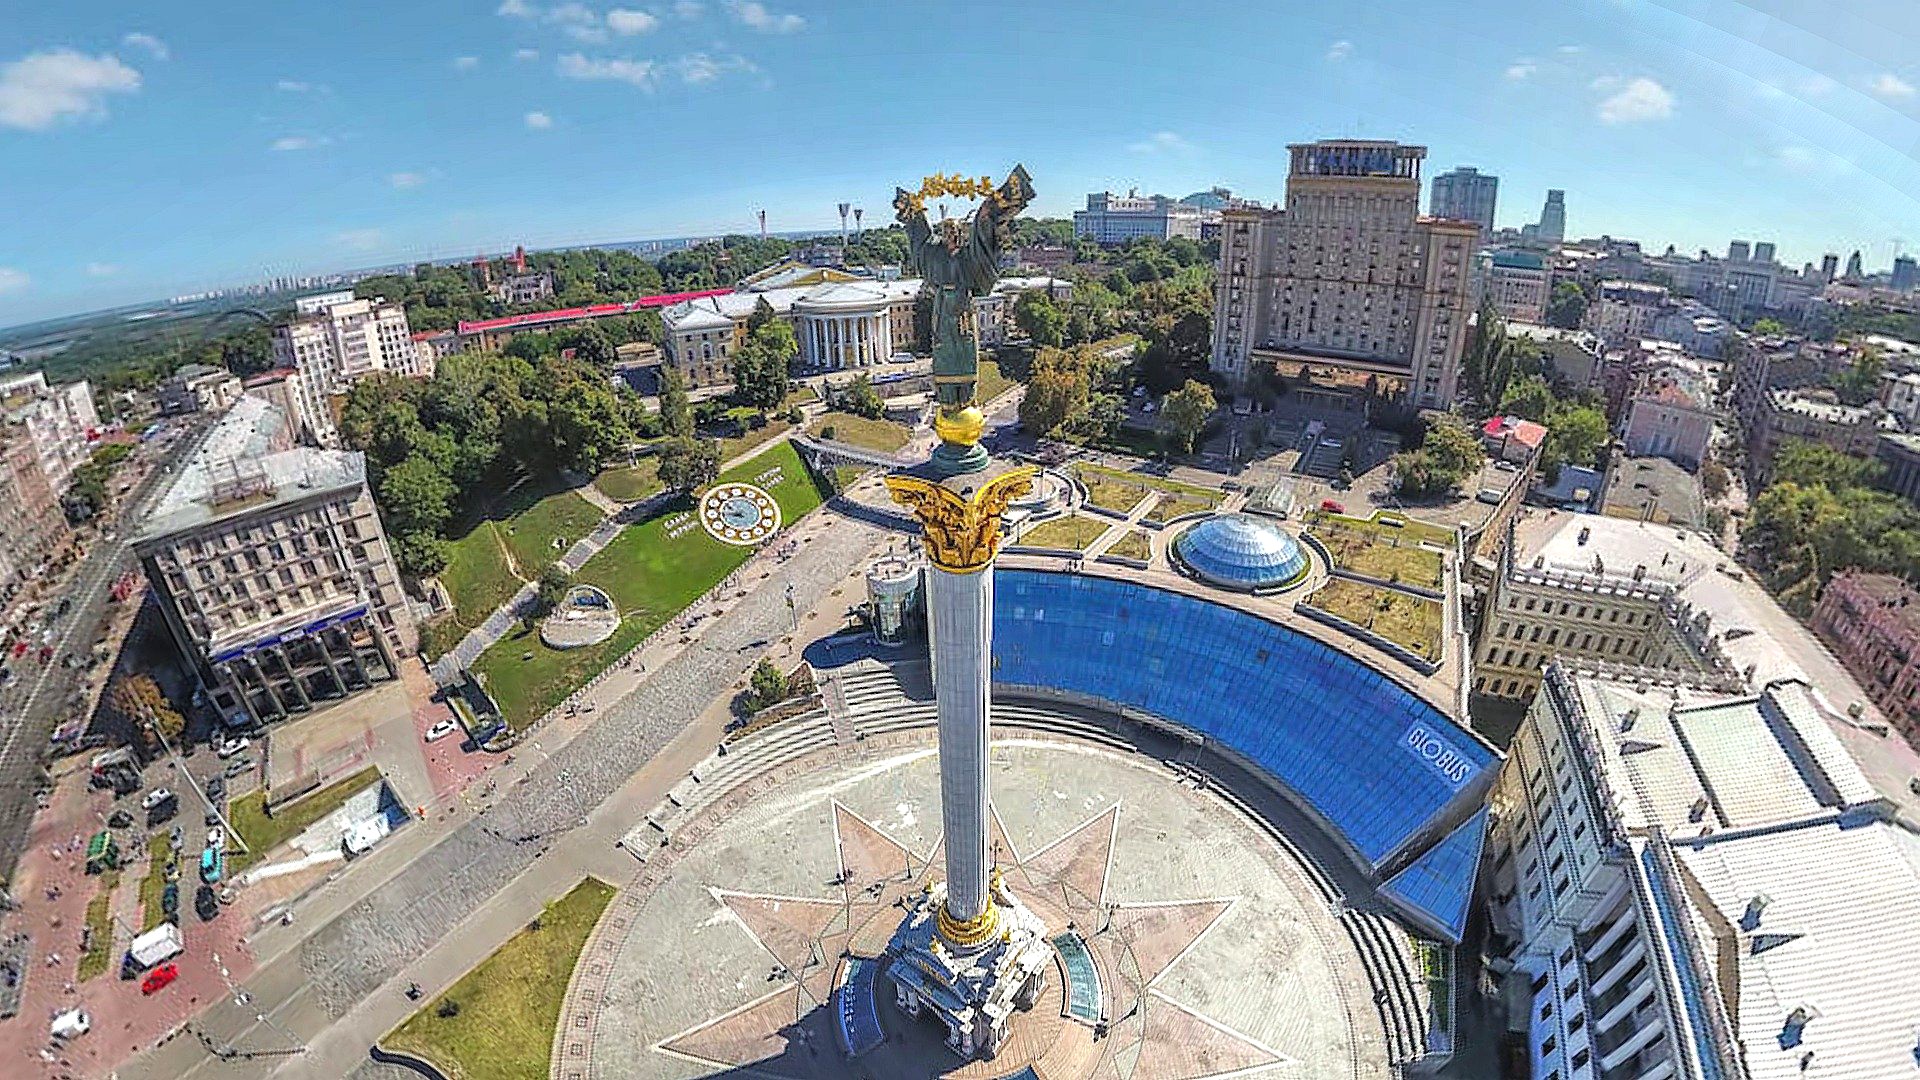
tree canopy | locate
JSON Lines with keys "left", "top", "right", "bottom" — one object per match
{"left": 1161, "top": 380, "right": 1216, "bottom": 453}
{"left": 1741, "top": 438, "right": 1920, "bottom": 614}
{"left": 1545, "top": 281, "right": 1588, "bottom": 329}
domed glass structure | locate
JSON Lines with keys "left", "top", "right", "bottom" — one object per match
{"left": 1173, "top": 514, "right": 1310, "bottom": 592}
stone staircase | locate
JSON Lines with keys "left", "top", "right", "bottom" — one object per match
{"left": 1339, "top": 907, "right": 1434, "bottom": 1068}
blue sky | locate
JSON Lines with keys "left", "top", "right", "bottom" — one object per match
{"left": 3, "top": 0, "right": 1919, "bottom": 327}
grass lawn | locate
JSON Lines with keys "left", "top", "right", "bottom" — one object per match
{"left": 228, "top": 766, "right": 383, "bottom": 873}
{"left": 592, "top": 457, "right": 664, "bottom": 504}
{"left": 474, "top": 441, "right": 829, "bottom": 730}
{"left": 78, "top": 871, "right": 120, "bottom": 982}
{"left": 1308, "top": 509, "right": 1457, "bottom": 548}
{"left": 1105, "top": 529, "right": 1153, "bottom": 561}
{"left": 495, "top": 486, "right": 602, "bottom": 576}
{"left": 1306, "top": 579, "right": 1444, "bottom": 662}
{"left": 438, "top": 526, "right": 519, "bottom": 631}
{"left": 440, "top": 476, "right": 605, "bottom": 630}
{"left": 718, "top": 419, "right": 792, "bottom": 464}
{"left": 977, "top": 359, "right": 1016, "bottom": 404}
{"left": 1308, "top": 522, "right": 1446, "bottom": 589}
{"left": 1070, "top": 464, "right": 1150, "bottom": 514}
{"left": 783, "top": 384, "right": 820, "bottom": 407}
{"left": 1018, "top": 514, "right": 1112, "bottom": 552}
{"left": 1143, "top": 491, "right": 1219, "bottom": 524}
{"left": 383, "top": 878, "right": 616, "bottom": 1080}
{"left": 138, "top": 834, "right": 172, "bottom": 932}
{"left": 807, "top": 411, "right": 910, "bottom": 453}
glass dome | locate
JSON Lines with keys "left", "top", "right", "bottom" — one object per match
{"left": 1173, "top": 514, "right": 1309, "bottom": 591}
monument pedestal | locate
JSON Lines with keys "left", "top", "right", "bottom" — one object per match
{"left": 887, "top": 874, "right": 1051, "bottom": 1060}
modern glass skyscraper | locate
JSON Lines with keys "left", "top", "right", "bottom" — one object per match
{"left": 1429, "top": 166, "right": 1498, "bottom": 236}
{"left": 1534, "top": 189, "right": 1566, "bottom": 243}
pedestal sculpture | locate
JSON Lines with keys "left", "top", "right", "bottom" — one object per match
{"left": 881, "top": 165, "right": 1051, "bottom": 1061}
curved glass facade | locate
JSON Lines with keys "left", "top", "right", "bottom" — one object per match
{"left": 1173, "top": 514, "right": 1309, "bottom": 591}
{"left": 992, "top": 570, "right": 1492, "bottom": 884}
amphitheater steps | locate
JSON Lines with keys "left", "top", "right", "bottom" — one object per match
{"left": 1340, "top": 908, "right": 1431, "bottom": 1066}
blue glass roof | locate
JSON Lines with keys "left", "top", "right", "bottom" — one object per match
{"left": 1173, "top": 514, "right": 1309, "bottom": 590}
{"left": 1380, "top": 807, "right": 1489, "bottom": 942}
{"left": 992, "top": 570, "right": 1493, "bottom": 871}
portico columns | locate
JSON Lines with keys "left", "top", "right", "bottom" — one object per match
{"left": 246, "top": 654, "right": 286, "bottom": 719}
{"left": 274, "top": 645, "right": 311, "bottom": 709}
{"left": 312, "top": 630, "right": 347, "bottom": 697}
{"left": 218, "top": 661, "right": 264, "bottom": 726}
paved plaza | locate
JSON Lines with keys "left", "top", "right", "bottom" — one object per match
{"left": 590, "top": 737, "right": 1392, "bottom": 1079}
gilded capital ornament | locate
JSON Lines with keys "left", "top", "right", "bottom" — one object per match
{"left": 884, "top": 467, "right": 1036, "bottom": 573}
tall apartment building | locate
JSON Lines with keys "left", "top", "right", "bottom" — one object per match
{"left": 1812, "top": 570, "right": 1920, "bottom": 744}
{"left": 1210, "top": 140, "right": 1479, "bottom": 409}
{"left": 1071, "top": 190, "right": 1205, "bottom": 244}
{"left": 272, "top": 291, "right": 433, "bottom": 448}
{"left": 1893, "top": 255, "right": 1918, "bottom": 293}
{"left": 1485, "top": 663, "right": 1917, "bottom": 1080}
{"left": 134, "top": 396, "right": 416, "bottom": 728}
{"left": 1842, "top": 249, "right": 1864, "bottom": 281}
{"left": 1429, "top": 166, "right": 1499, "bottom": 236}
{"left": 1519, "top": 190, "right": 1566, "bottom": 245}
{"left": 1727, "top": 334, "right": 1850, "bottom": 431}
{"left": 0, "top": 434, "right": 71, "bottom": 638}
{"left": 0, "top": 371, "right": 100, "bottom": 494}
{"left": 1819, "top": 252, "right": 1839, "bottom": 282}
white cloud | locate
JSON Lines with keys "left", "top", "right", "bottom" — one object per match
{"left": 1595, "top": 76, "right": 1673, "bottom": 123}
{"left": 0, "top": 49, "right": 142, "bottom": 131}
{"left": 1869, "top": 72, "right": 1916, "bottom": 101}
{"left": 276, "top": 78, "right": 312, "bottom": 92}
{"left": 333, "top": 229, "right": 385, "bottom": 252}
{"left": 1773, "top": 143, "right": 1851, "bottom": 177}
{"left": 85, "top": 262, "right": 118, "bottom": 277}
{"left": 524, "top": 110, "right": 554, "bottom": 129}
{"left": 514, "top": 48, "right": 541, "bottom": 62}
{"left": 0, "top": 268, "right": 29, "bottom": 294}
{"left": 728, "top": 1, "right": 804, "bottom": 33}
{"left": 1325, "top": 39, "right": 1353, "bottom": 62}
{"left": 674, "top": 0, "right": 704, "bottom": 16}
{"left": 454, "top": 55, "right": 481, "bottom": 71}
{"left": 121, "top": 33, "right": 169, "bottom": 61}
{"left": 558, "top": 52, "right": 656, "bottom": 88}
{"left": 670, "top": 52, "right": 756, "bottom": 85}
{"left": 547, "top": 2, "right": 608, "bottom": 41}
{"left": 1557, "top": 44, "right": 1584, "bottom": 54}
{"left": 608, "top": 8, "right": 660, "bottom": 35}
{"left": 389, "top": 171, "right": 428, "bottom": 190}
{"left": 1505, "top": 59, "right": 1537, "bottom": 81}
{"left": 497, "top": 0, "right": 538, "bottom": 16}
{"left": 271, "top": 134, "right": 330, "bottom": 151}
{"left": 1127, "top": 130, "right": 1194, "bottom": 154}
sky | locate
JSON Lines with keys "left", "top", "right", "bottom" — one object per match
{"left": 2, "top": 0, "right": 1919, "bottom": 328}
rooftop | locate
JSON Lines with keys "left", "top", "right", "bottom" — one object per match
{"left": 1767, "top": 389, "right": 1889, "bottom": 426}
{"left": 1828, "top": 571, "right": 1920, "bottom": 635}
{"left": 1482, "top": 415, "right": 1548, "bottom": 449}
{"left": 1600, "top": 455, "right": 1704, "bottom": 526}
{"left": 139, "top": 396, "right": 364, "bottom": 540}
{"left": 1514, "top": 510, "right": 1920, "bottom": 815}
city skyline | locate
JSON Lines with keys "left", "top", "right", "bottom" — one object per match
{"left": 3, "top": 0, "right": 1920, "bottom": 327}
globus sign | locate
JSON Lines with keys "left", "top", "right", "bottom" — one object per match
{"left": 1402, "top": 722, "right": 1476, "bottom": 790}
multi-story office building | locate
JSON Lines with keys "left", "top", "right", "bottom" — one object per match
{"left": 1843, "top": 250, "right": 1865, "bottom": 281}
{"left": 1812, "top": 570, "right": 1920, "bottom": 744}
{"left": 0, "top": 434, "right": 70, "bottom": 636}
{"left": 134, "top": 396, "right": 416, "bottom": 728}
{"left": 272, "top": 291, "right": 433, "bottom": 448}
{"left": 158, "top": 363, "right": 244, "bottom": 415}
{"left": 1486, "top": 251, "right": 1550, "bottom": 323}
{"left": 1819, "top": 252, "right": 1840, "bottom": 282}
{"left": 0, "top": 371, "right": 99, "bottom": 495}
{"left": 1748, "top": 389, "right": 1894, "bottom": 482}
{"left": 1582, "top": 280, "right": 1670, "bottom": 346}
{"left": 1727, "top": 334, "right": 1850, "bottom": 432}
{"left": 1430, "top": 166, "right": 1499, "bottom": 236}
{"left": 1485, "top": 662, "right": 1918, "bottom": 1080}
{"left": 1522, "top": 189, "right": 1566, "bottom": 245}
{"left": 1892, "top": 255, "right": 1918, "bottom": 293}
{"left": 1210, "top": 139, "right": 1479, "bottom": 409}
{"left": 1071, "top": 190, "right": 1204, "bottom": 244}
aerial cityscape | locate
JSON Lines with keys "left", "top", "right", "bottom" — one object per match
{"left": 3, "top": 3, "right": 1920, "bottom": 1080}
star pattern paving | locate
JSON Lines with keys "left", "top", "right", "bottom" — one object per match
{"left": 652, "top": 800, "right": 1294, "bottom": 1079}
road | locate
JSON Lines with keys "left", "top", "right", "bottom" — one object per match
{"left": 114, "top": 496, "right": 895, "bottom": 1079}
{"left": 0, "top": 419, "right": 207, "bottom": 885}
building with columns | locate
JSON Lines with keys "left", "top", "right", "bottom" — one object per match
{"left": 792, "top": 280, "right": 922, "bottom": 369}
{"left": 134, "top": 396, "right": 415, "bottom": 728}
{"left": 1210, "top": 139, "right": 1479, "bottom": 409}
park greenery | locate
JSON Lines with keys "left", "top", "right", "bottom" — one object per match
{"left": 1458, "top": 302, "right": 1610, "bottom": 480}
{"left": 1741, "top": 441, "right": 1920, "bottom": 614}
{"left": 1392, "top": 416, "right": 1485, "bottom": 499}
{"left": 1160, "top": 380, "right": 1217, "bottom": 453}
{"left": 1545, "top": 281, "right": 1588, "bottom": 329}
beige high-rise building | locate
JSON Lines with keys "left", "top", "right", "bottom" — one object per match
{"left": 1212, "top": 140, "right": 1479, "bottom": 409}
{"left": 273, "top": 291, "right": 433, "bottom": 448}
{"left": 135, "top": 396, "right": 416, "bottom": 728}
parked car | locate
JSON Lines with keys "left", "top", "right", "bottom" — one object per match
{"left": 424, "top": 719, "right": 459, "bottom": 743}
{"left": 1320, "top": 499, "right": 1345, "bottom": 514}
{"left": 140, "top": 788, "right": 173, "bottom": 811}
{"left": 194, "top": 885, "right": 219, "bottom": 922}
{"left": 169, "top": 825, "right": 184, "bottom": 851}
{"left": 107, "top": 809, "right": 133, "bottom": 829}
{"left": 215, "top": 736, "right": 249, "bottom": 759}
{"left": 223, "top": 759, "right": 252, "bottom": 779}
{"left": 204, "top": 776, "right": 226, "bottom": 802}
{"left": 206, "top": 827, "right": 224, "bottom": 852}
{"left": 139, "top": 963, "right": 178, "bottom": 996}
{"left": 161, "top": 883, "right": 178, "bottom": 919}
{"left": 199, "top": 849, "right": 221, "bottom": 884}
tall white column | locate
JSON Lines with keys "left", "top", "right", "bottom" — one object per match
{"left": 927, "top": 563, "right": 993, "bottom": 923}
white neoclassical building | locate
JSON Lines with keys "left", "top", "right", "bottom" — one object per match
{"left": 791, "top": 281, "right": 920, "bottom": 370}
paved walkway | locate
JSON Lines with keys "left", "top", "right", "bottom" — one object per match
{"left": 113, "top": 496, "right": 896, "bottom": 1080}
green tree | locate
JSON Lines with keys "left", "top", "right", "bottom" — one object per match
{"left": 393, "top": 532, "right": 450, "bottom": 577}
{"left": 839, "top": 373, "right": 886, "bottom": 420}
{"left": 1498, "top": 375, "right": 1556, "bottom": 423}
{"left": 109, "top": 673, "right": 186, "bottom": 748}
{"left": 1831, "top": 348, "right": 1884, "bottom": 406}
{"left": 1545, "top": 281, "right": 1588, "bottom": 329}
{"left": 535, "top": 564, "right": 573, "bottom": 614}
{"left": 747, "top": 658, "right": 789, "bottom": 712}
{"left": 1160, "top": 380, "right": 1216, "bottom": 454}
{"left": 1019, "top": 365, "right": 1083, "bottom": 436}
{"left": 379, "top": 454, "right": 457, "bottom": 538}
{"left": 1771, "top": 440, "right": 1881, "bottom": 489}
{"left": 731, "top": 321, "right": 796, "bottom": 412}
{"left": 656, "top": 436, "right": 721, "bottom": 492}
{"left": 746, "top": 296, "right": 777, "bottom": 333}
{"left": 1700, "top": 459, "right": 1731, "bottom": 500}
{"left": 1013, "top": 290, "right": 1067, "bottom": 348}
{"left": 1542, "top": 405, "right": 1608, "bottom": 475}
{"left": 658, "top": 365, "right": 693, "bottom": 438}
{"left": 1393, "top": 417, "right": 1483, "bottom": 498}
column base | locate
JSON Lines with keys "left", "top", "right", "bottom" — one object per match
{"left": 929, "top": 440, "right": 990, "bottom": 478}
{"left": 885, "top": 877, "right": 1051, "bottom": 1061}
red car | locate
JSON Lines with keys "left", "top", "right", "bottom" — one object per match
{"left": 140, "top": 963, "right": 179, "bottom": 996}
{"left": 1320, "top": 499, "right": 1345, "bottom": 514}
